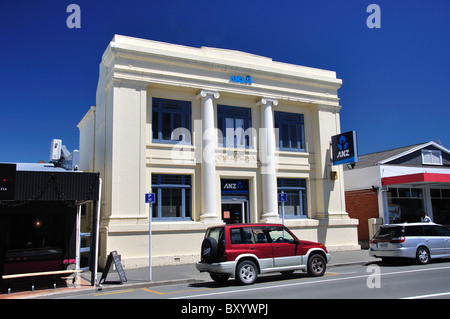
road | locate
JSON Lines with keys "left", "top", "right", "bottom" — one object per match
{"left": 55, "top": 260, "right": 450, "bottom": 301}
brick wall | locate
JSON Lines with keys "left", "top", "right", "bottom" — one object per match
{"left": 345, "top": 189, "right": 379, "bottom": 246}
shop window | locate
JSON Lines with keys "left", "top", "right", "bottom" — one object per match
{"left": 422, "top": 149, "right": 442, "bottom": 165}
{"left": 277, "top": 178, "right": 307, "bottom": 218}
{"left": 431, "top": 188, "right": 450, "bottom": 226}
{"left": 217, "top": 105, "right": 252, "bottom": 148}
{"left": 387, "top": 187, "right": 423, "bottom": 223}
{"left": 274, "top": 111, "right": 305, "bottom": 152}
{"left": 152, "top": 98, "right": 191, "bottom": 144}
{"left": 151, "top": 174, "right": 191, "bottom": 220}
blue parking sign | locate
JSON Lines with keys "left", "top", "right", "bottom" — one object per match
{"left": 278, "top": 193, "right": 287, "bottom": 202}
{"left": 145, "top": 193, "right": 155, "bottom": 204}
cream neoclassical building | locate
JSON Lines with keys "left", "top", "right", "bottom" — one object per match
{"left": 78, "top": 35, "right": 359, "bottom": 268}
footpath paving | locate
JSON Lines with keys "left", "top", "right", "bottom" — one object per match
{"left": 0, "top": 249, "right": 378, "bottom": 299}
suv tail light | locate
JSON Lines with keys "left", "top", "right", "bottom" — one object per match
{"left": 390, "top": 237, "right": 405, "bottom": 243}
{"left": 222, "top": 250, "right": 228, "bottom": 260}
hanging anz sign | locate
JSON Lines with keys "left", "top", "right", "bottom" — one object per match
{"left": 331, "top": 131, "right": 359, "bottom": 166}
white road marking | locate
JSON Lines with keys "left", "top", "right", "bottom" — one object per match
{"left": 172, "top": 265, "right": 450, "bottom": 299}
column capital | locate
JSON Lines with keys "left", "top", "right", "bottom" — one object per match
{"left": 197, "top": 89, "right": 220, "bottom": 100}
{"left": 257, "top": 97, "right": 278, "bottom": 107}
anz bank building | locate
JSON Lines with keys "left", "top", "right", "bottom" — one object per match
{"left": 77, "top": 35, "right": 359, "bottom": 268}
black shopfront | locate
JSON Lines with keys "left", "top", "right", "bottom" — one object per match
{"left": 0, "top": 164, "right": 99, "bottom": 277}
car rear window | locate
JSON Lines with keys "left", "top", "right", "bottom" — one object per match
{"left": 206, "top": 227, "right": 224, "bottom": 243}
{"left": 374, "top": 226, "right": 403, "bottom": 239}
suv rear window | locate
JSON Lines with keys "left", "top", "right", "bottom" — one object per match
{"left": 206, "top": 227, "right": 224, "bottom": 243}
{"left": 374, "top": 226, "right": 403, "bottom": 240}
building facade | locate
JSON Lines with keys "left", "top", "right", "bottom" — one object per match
{"left": 345, "top": 141, "right": 450, "bottom": 247}
{"left": 78, "top": 35, "right": 359, "bottom": 268}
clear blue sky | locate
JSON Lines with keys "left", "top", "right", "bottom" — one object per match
{"left": 1, "top": 0, "right": 449, "bottom": 163}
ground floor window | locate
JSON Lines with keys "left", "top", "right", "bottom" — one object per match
{"left": 387, "top": 187, "right": 423, "bottom": 223}
{"left": 277, "top": 178, "right": 307, "bottom": 218}
{"left": 151, "top": 174, "right": 191, "bottom": 221}
{"left": 431, "top": 188, "right": 450, "bottom": 226}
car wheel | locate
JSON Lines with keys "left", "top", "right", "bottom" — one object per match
{"left": 201, "top": 237, "right": 218, "bottom": 263}
{"left": 210, "top": 273, "right": 230, "bottom": 284}
{"left": 416, "top": 246, "right": 430, "bottom": 265}
{"left": 236, "top": 260, "right": 258, "bottom": 285}
{"left": 307, "top": 254, "right": 326, "bottom": 277}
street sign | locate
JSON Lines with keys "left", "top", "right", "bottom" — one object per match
{"left": 278, "top": 193, "right": 287, "bottom": 202}
{"left": 145, "top": 192, "right": 155, "bottom": 282}
{"left": 278, "top": 192, "right": 287, "bottom": 225}
{"left": 145, "top": 193, "right": 155, "bottom": 203}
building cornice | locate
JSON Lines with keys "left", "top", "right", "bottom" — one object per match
{"left": 100, "top": 35, "right": 343, "bottom": 107}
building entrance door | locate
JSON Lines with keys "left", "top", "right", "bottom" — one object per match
{"left": 221, "top": 179, "right": 250, "bottom": 224}
{"left": 222, "top": 199, "right": 248, "bottom": 224}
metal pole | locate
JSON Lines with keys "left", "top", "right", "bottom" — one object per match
{"left": 149, "top": 202, "right": 152, "bottom": 282}
{"left": 281, "top": 191, "right": 285, "bottom": 225}
{"left": 93, "top": 177, "right": 102, "bottom": 287}
{"left": 76, "top": 204, "right": 81, "bottom": 270}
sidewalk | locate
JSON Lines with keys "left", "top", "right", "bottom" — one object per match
{"left": 1, "top": 249, "right": 377, "bottom": 299}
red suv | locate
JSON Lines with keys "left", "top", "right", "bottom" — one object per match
{"left": 196, "top": 223, "right": 330, "bottom": 285}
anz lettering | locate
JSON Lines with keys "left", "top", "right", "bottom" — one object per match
{"left": 337, "top": 149, "right": 350, "bottom": 158}
{"left": 229, "top": 75, "right": 252, "bottom": 85}
{"left": 223, "top": 182, "right": 243, "bottom": 190}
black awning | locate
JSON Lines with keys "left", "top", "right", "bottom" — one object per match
{"left": 15, "top": 171, "right": 100, "bottom": 201}
{"left": 1, "top": 164, "right": 99, "bottom": 202}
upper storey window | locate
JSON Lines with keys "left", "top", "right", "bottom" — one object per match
{"left": 152, "top": 98, "right": 191, "bottom": 144}
{"left": 217, "top": 105, "right": 252, "bottom": 149}
{"left": 274, "top": 111, "right": 305, "bottom": 152}
{"left": 422, "top": 149, "right": 442, "bottom": 165}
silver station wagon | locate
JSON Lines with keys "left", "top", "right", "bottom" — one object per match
{"left": 369, "top": 222, "right": 450, "bottom": 264}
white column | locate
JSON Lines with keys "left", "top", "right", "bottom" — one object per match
{"left": 197, "top": 90, "right": 220, "bottom": 222}
{"left": 258, "top": 97, "right": 280, "bottom": 223}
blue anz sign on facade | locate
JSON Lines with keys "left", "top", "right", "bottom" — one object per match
{"left": 331, "top": 131, "right": 358, "bottom": 166}
{"left": 229, "top": 75, "right": 252, "bottom": 85}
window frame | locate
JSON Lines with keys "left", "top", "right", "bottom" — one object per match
{"left": 217, "top": 105, "right": 252, "bottom": 149}
{"left": 152, "top": 97, "right": 192, "bottom": 145}
{"left": 421, "top": 149, "right": 442, "bottom": 166}
{"left": 151, "top": 174, "right": 192, "bottom": 221}
{"left": 274, "top": 111, "right": 305, "bottom": 152}
{"left": 277, "top": 178, "right": 308, "bottom": 219}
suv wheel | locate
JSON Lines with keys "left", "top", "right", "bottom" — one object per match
{"left": 307, "top": 254, "right": 326, "bottom": 277}
{"left": 416, "top": 246, "right": 430, "bottom": 265}
{"left": 236, "top": 260, "right": 258, "bottom": 285}
{"left": 201, "top": 237, "right": 218, "bottom": 263}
